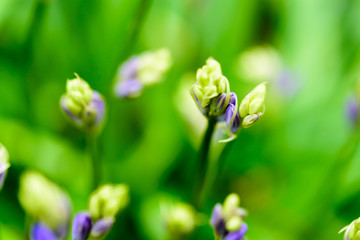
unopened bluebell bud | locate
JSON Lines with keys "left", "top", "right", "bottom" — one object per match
{"left": 192, "top": 58, "right": 230, "bottom": 109}
{"left": 0, "top": 144, "right": 9, "bottom": 190}
{"left": 90, "top": 217, "right": 114, "bottom": 240}
{"left": 72, "top": 212, "right": 92, "bottom": 240}
{"left": 210, "top": 193, "right": 248, "bottom": 239}
{"left": 224, "top": 93, "right": 240, "bottom": 133}
{"left": 162, "top": 202, "right": 197, "bottom": 238}
{"left": 340, "top": 217, "right": 360, "bottom": 240}
{"left": 239, "top": 82, "right": 266, "bottom": 128}
{"left": 223, "top": 222, "right": 248, "bottom": 240}
{"left": 209, "top": 93, "right": 231, "bottom": 117}
{"left": 114, "top": 49, "right": 172, "bottom": 98}
{"left": 89, "top": 184, "right": 129, "bottom": 221}
{"left": 60, "top": 74, "right": 106, "bottom": 132}
{"left": 18, "top": 171, "right": 71, "bottom": 230}
{"left": 30, "top": 223, "right": 58, "bottom": 240}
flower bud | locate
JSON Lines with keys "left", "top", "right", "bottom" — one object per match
{"left": 340, "top": 217, "right": 360, "bottom": 240}
{"left": 224, "top": 94, "right": 240, "bottom": 134}
{"left": 89, "top": 184, "right": 129, "bottom": 221}
{"left": 60, "top": 74, "right": 106, "bottom": 132}
{"left": 192, "top": 58, "right": 229, "bottom": 108}
{"left": 209, "top": 93, "right": 230, "bottom": 117}
{"left": 162, "top": 202, "right": 197, "bottom": 238}
{"left": 239, "top": 82, "right": 266, "bottom": 128}
{"left": 114, "top": 49, "right": 172, "bottom": 98}
{"left": 90, "top": 217, "right": 114, "bottom": 240}
{"left": 0, "top": 144, "right": 9, "bottom": 190}
{"left": 30, "top": 223, "right": 58, "bottom": 240}
{"left": 72, "top": 212, "right": 92, "bottom": 240}
{"left": 18, "top": 171, "right": 71, "bottom": 230}
{"left": 210, "top": 193, "right": 248, "bottom": 239}
{"left": 223, "top": 222, "right": 248, "bottom": 240}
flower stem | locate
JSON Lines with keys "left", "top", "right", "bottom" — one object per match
{"left": 192, "top": 116, "right": 217, "bottom": 209}
{"left": 86, "top": 132, "right": 100, "bottom": 190}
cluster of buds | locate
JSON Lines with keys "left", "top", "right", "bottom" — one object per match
{"left": 60, "top": 74, "right": 106, "bottom": 133}
{"left": 210, "top": 193, "right": 248, "bottom": 240}
{"left": 161, "top": 201, "right": 198, "bottom": 239}
{"left": 191, "top": 58, "right": 266, "bottom": 141}
{"left": 18, "top": 171, "right": 71, "bottom": 240}
{"left": 72, "top": 184, "right": 129, "bottom": 240}
{"left": 0, "top": 144, "right": 9, "bottom": 190}
{"left": 339, "top": 217, "right": 360, "bottom": 240}
{"left": 114, "top": 48, "right": 172, "bottom": 98}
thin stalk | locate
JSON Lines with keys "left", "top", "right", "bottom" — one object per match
{"left": 192, "top": 117, "right": 217, "bottom": 209}
{"left": 86, "top": 132, "right": 100, "bottom": 189}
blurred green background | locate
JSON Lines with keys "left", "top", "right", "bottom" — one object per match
{"left": 1, "top": 0, "right": 360, "bottom": 239}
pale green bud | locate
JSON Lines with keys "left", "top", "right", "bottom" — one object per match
{"left": 226, "top": 215, "right": 243, "bottom": 232}
{"left": 88, "top": 184, "right": 129, "bottom": 221}
{"left": 239, "top": 82, "right": 266, "bottom": 118}
{"left": 223, "top": 193, "right": 240, "bottom": 219}
{"left": 193, "top": 58, "right": 229, "bottom": 108}
{"left": 340, "top": 218, "right": 360, "bottom": 240}
{"left": 242, "top": 113, "right": 263, "bottom": 128}
{"left": 137, "top": 48, "right": 172, "bottom": 86}
{"left": 18, "top": 171, "right": 70, "bottom": 229}
{"left": 163, "top": 202, "right": 197, "bottom": 238}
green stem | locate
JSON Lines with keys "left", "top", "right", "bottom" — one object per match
{"left": 192, "top": 117, "right": 217, "bottom": 209}
{"left": 86, "top": 132, "right": 100, "bottom": 189}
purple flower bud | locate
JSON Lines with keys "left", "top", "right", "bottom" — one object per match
{"left": 114, "top": 78, "right": 144, "bottom": 99}
{"left": 210, "top": 204, "right": 226, "bottom": 236}
{"left": 120, "top": 57, "right": 139, "bottom": 80}
{"left": 229, "top": 92, "right": 237, "bottom": 106}
{"left": 346, "top": 95, "right": 359, "bottom": 126}
{"left": 225, "top": 104, "right": 240, "bottom": 133}
{"left": 223, "top": 223, "right": 248, "bottom": 240}
{"left": 90, "top": 217, "right": 114, "bottom": 240}
{"left": 30, "top": 223, "right": 58, "bottom": 240}
{"left": 72, "top": 213, "right": 92, "bottom": 240}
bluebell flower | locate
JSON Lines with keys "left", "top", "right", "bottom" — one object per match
{"left": 60, "top": 74, "right": 106, "bottom": 132}
{"left": 72, "top": 212, "right": 92, "bottom": 240}
{"left": 114, "top": 49, "right": 172, "bottom": 98}
{"left": 210, "top": 193, "right": 248, "bottom": 240}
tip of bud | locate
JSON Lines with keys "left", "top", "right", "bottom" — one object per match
{"left": 72, "top": 213, "right": 92, "bottom": 240}
{"left": 90, "top": 217, "right": 114, "bottom": 240}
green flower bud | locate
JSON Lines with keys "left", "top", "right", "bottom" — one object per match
{"left": 340, "top": 217, "right": 360, "bottom": 240}
{"left": 193, "top": 58, "right": 229, "bottom": 108}
{"left": 18, "top": 171, "right": 71, "bottom": 229}
{"left": 239, "top": 82, "right": 266, "bottom": 128}
{"left": 223, "top": 193, "right": 240, "bottom": 219}
{"left": 88, "top": 184, "right": 129, "bottom": 221}
{"left": 162, "top": 202, "right": 197, "bottom": 238}
{"left": 137, "top": 48, "right": 172, "bottom": 86}
{"left": 226, "top": 215, "right": 243, "bottom": 232}
{"left": 61, "top": 74, "right": 106, "bottom": 132}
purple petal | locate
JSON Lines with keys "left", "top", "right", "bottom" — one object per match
{"left": 90, "top": 218, "right": 114, "bottom": 239}
{"left": 89, "top": 91, "right": 106, "bottom": 125}
{"left": 229, "top": 92, "right": 238, "bottom": 106}
{"left": 346, "top": 95, "right": 359, "bottom": 126}
{"left": 30, "top": 223, "right": 58, "bottom": 240}
{"left": 223, "top": 223, "right": 248, "bottom": 240}
{"left": 115, "top": 78, "right": 144, "bottom": 98}
{"left": 60, "top": 96, "right": 83, "bottom": 126}
{"left": 210, "top": 204, "right": 226, "bottom": 236}
{"left": 72, "top": 213, "right": 92, "bottom": 240}
{"left": 119, "top": 57, "right": 139, "bottom": 80}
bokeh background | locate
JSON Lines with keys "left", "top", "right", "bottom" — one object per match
{"left": 1, "top": 0, "right": 360, "bottom": 239}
